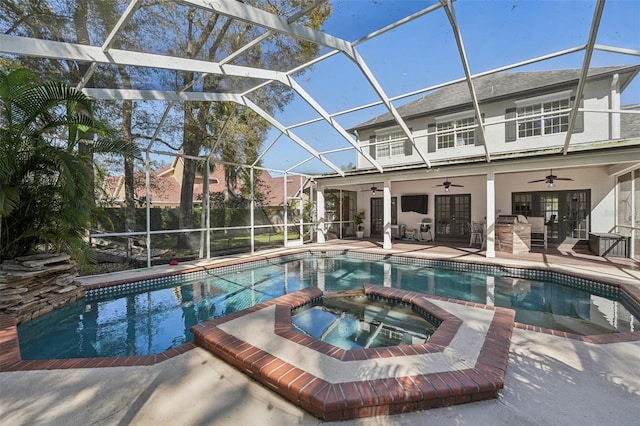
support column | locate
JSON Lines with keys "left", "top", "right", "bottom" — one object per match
{"left": 383, "top": 180, "right": 392, "bottom": 250}
{"left": 283, "top": 172, "right": 288, "bottom": 247}
{"left": 316, "top": 188, "right": 326, "bottom": 244}
{"left": 485, "top": 171, "right": 496, "bottom": 258}
{"left": 250, "top": 167, "right": 255, "bottom": 253}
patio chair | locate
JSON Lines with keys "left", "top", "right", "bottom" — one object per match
{"left": 529, "top": 216, "right": 547, "bottom": 249}
{"left": 469, "top": 222, "right": 484, "bottom": 246}
{"left": 419, "top": 218, "right": 433, "bottom": 242}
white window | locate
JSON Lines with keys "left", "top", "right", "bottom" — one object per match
{"left": 515, "top": 92, "right": 571, "bottom": 139}
{"left": 375, "top": 130, "right": 407, "bottom": 158}
{"left": 436, "top": 117, "right": 475, "bottom": 149}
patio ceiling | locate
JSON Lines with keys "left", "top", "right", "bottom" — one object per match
{"left": 1, "top": 0, "right": 639, "bottom": 177}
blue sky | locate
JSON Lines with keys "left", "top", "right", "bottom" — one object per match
{"left": 259, "top": 0, "right": 640, "bottom": 175}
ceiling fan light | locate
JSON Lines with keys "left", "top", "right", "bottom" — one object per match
{"left": 548, "top": 181, "right": 554, "bottom": 188}
{"left": 444, "top": 186, "right": 450, "bottom": 192}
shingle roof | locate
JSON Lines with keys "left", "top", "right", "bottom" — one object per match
{"left": 621, "top": 105, "right": 640, "bottom": 139}
{"left": 351, "top": 65, "right": 640, "bottom": 131}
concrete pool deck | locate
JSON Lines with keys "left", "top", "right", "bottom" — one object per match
{"left": 1, "top": 240, "right": 639, "bottom": 424}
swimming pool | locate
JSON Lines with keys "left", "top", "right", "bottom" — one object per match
{"left": 17, "top": 254, "right": 640, "bottom": 359}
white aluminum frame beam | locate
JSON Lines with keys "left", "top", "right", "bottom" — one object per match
{"left": 76, "top": 0, "right": 142, "bottom": 90}
{"left": 562, "top": 0, "right": 606, "bottom": 155}
{"left": 284, "top": 44, "right": 587, "bottom": 132}
{"left": 348, "top": 47, "right": 432, "bottom": 168}
{"left": 0, "top": 34, "right": 289, "bottom": 84}
{"left": 441, "top": 0, "right": 490, "bottom": 162}
{"left": 181, "top": 0, "right": 430, "bottom": 169}
{"left": 286, "top": 76, "right": 383, "bottom": 172}
{"left": 83, "top": 88, "right": 345, "bottom": 176}
{"left": 180, "top": 0, "right": 355, "bottom": 56}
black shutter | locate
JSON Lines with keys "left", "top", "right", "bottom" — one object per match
{"left": 404, "top": 127, "right": 413, "bottom": 155}
{"left": 571, "top": 96, "right": 584, "bottom": 133}
{"left": 505, "top": 108, "right": 517, "bottom": 142}
{"left": 369, "top": 135, "right": 376, "bottom": 159}
{"left": 427, "top": 124, "right": 436, "bottom": 153}
{"left": 475, "top": 113, "right": 485, "bottom": 146}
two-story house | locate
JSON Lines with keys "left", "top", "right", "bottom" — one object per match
{"left": 313, "top": 65, "right": 640, "bottom": 259}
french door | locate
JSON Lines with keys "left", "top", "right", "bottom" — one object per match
{"left": 434, "top": 194, "right": 471, "bottom": 240}
{"left": 370, "top": 197, "right": 397, "bottom": 236}
{"left": 512, "top": 190, "right": 590, "bottom": 244}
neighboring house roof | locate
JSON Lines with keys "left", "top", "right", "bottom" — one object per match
{"left": 260, "top": 173, "right": 302, "bottom": 206}
{"left": 350, "top": 65, "right": 640, "bottom": 132}
{"left": 103, "top": 157, "right": 298, "bottom": 207}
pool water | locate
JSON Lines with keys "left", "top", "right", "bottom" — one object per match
{"left": 291, "top": 294, "right": 437, "bottom": 350}
{"left": 18, "top": 256, "right": 640, "bottom": 359}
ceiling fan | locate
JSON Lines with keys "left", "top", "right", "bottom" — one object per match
{"left": 528, "top": 169, "right": 573, "bottom": 187}
{"left": 361, "top": 185, "right": 380, "bottom": 195}
{"left": 435, "top": 179, "right": 464, "bottom": 192}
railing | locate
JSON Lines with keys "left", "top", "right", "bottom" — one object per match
{"left": 89, "top": 221, "right": 317, "bottom": 268}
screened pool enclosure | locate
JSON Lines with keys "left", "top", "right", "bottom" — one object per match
{"left": 1, "top": 0, "right": 639, "bottom": 266}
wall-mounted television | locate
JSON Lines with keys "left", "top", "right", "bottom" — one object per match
{"left": 401, "top": 195, "right": 428, "bottom": 214}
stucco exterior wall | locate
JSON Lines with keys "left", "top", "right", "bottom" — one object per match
{"left": 355, "top": 77, "right": 617, "bottom": 169}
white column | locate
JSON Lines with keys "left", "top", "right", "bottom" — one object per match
{"left": 250, "top": 167, "right": 255, "bottom": 253}
{"left": 383, "top": 180, "right": 392, "bottom": 249}
{"left": 316, "top": 188, "right": 326, "bottom": 244}
{"left": 299, "top": 175, "right": 304, "bottom": 244}
{"left": 486, "top": 171, "right": 496, "bottom": 258}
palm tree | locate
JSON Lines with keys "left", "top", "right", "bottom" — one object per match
{"left": 0, "top": 68, "right": 136, "bottom": 262}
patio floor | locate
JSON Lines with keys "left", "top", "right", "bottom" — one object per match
{"left": 1, "top": 240, "right": 639, "bottom": 425}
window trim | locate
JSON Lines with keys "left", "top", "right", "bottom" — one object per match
{"left": 436, "top": 114, "right": 477, "bottom": 149}
{"left": 374, "top": 126, "right": 411, "bottom": 159}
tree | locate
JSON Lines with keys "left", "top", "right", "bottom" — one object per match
{"left": 0, "top": 68, "right": 136, "bottom": 261}
{"left": 172, "top": 1, "right": 332, "bottom": 249}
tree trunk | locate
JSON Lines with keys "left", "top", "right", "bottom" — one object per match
{"left": 177, "top": 103, "right": 200, "bottom": 250}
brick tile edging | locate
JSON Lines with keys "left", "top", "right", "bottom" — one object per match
{"left": 191, "top": 285, "right": 515, "bottom": 421}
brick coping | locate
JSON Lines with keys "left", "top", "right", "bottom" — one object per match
{"left": 191, "top": 285, "right": 516, "bottom": 421}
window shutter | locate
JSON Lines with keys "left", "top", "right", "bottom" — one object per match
{"left": 404, "top": 127, "right": 413, "bottom": 155}
{"left": 427, "top": 124, "right": 436, "bottom": 153}
{"left": 475, "top": 114, "right": 485, "bottom": 146}
{"left": 505, "top": 108, "right": 517, "bottom": 142}
{"left": 571, "top": 96, "right": 584, "bottom": 133}
{"left": 369, "top": 135, "right": 376, "bottom": 159}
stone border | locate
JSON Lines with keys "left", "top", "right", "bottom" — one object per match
{"left": 191, "top": 285, "right": 515, "bottom": 421}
